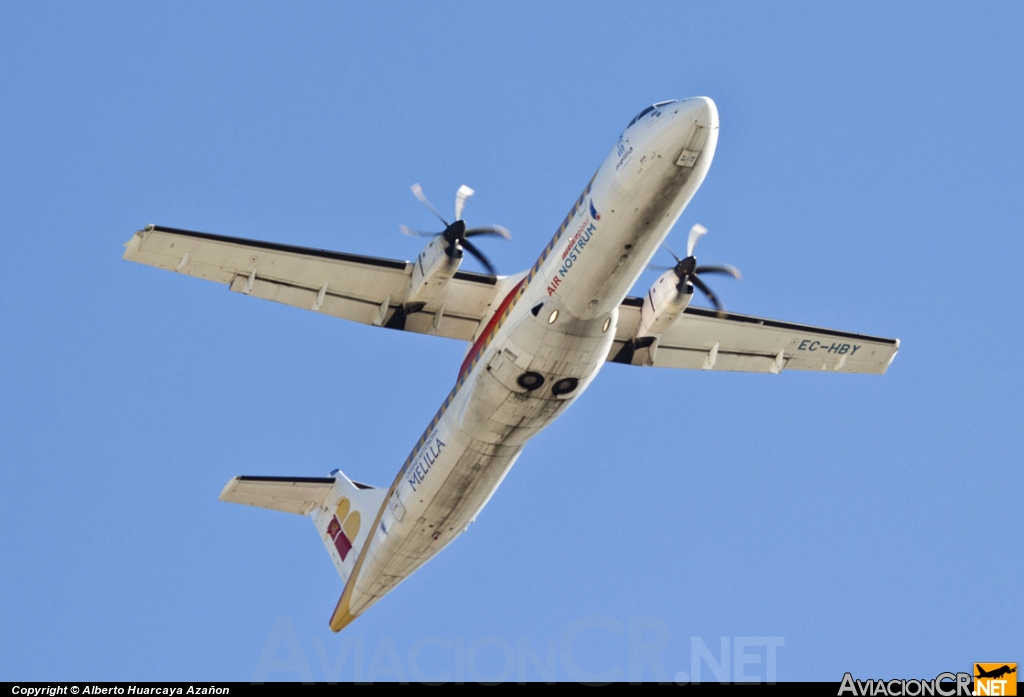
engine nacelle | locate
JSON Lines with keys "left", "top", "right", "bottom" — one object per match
{"left": 611, "top": 270, "right": 693, "bottom": 366}
{"left": 404, "top": 236, "right": 461, "bottom": 310}
{"left": 636, "top": 269, "right": 692, "bottom": 339}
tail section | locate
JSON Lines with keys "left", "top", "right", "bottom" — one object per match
{"left": 310, "top": 473, "right": 386, "bottom": 585}
{"left": 220, "top": 472, "right": 386, "bottom": 588}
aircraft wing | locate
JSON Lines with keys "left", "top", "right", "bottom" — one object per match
{"left": 609, "top": 298, "right": 899, "bottom": 374}
{"left": 123, "top": 225, "right": 501, "bottom": 341}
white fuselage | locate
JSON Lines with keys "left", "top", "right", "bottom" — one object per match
{"left": 331, "top": 97, "right": 719, "bottom": 630}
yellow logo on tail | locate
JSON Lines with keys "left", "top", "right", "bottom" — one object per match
{"left": 325, "top": 497, "right": 361, "bottom": 561}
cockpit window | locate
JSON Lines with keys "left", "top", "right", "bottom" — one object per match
{"left": 626, "top": 101, "right": 677, "bottom": 129}
{"left": 627, "top": 106, "right": 656, "bottom": 128}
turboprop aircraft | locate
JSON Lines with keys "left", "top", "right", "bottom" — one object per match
{"left": 123, "top": 97, "right": 899, "bottom": 632}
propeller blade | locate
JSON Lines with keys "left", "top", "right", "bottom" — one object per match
{"left": 695, "top": 264, "right": 742, "bottom": 281}
{"left": 647, "top": 263, "right": 674, "bottom": 272}
{"left": 461, "top": 238, "right": 497, "bottom": 276}
{"left": 405, "top": 183, "right": 506, "bottom": 274}
{"left": 686, "top": 224, "right": 708, "bottom": 257}
{"left": 662, "top": 242, "right": 682, "bottom": 264}
{"left": 454, "top": 185, "right": 475, "bottom": 221}
{"left": 691, "top": 275, "right": 725, "bottom": 316}
{"left": 411, "top": 183, "right": 449, "bottom": 226}
{"left": 465, "top": 225, "right": 512, "bottom": 241}
{"left": 400, "top": 224, "right": 435, "bottom": 238}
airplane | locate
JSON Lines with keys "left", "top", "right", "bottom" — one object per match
{"left": 123, "top": 96, "right": 899, "bottom": 632}
{"left": 975, "top": 665, "right": 1016, "bottom": 680}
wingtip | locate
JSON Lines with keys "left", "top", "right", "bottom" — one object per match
{"left": 218, "top": 476, "right": 243, "bottom": 502}
{"left": 122, "top": 230, "right": 144, "bottom": 256}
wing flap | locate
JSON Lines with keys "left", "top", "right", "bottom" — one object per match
{"left": 227, "top": 273, "right": 483, "bottom": 340}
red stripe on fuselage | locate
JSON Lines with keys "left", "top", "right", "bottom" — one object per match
{"left": 459, "top": 280, "right": 525, "bottom": 378}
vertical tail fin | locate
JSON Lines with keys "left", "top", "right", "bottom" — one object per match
{"left": 309, "top": 472, "right": 386, "bottom": 585}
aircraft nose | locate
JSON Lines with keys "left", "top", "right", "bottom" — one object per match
{"left": 666, "top": 96, "right": 717, "bottom": 134}
{"left": 655, "top": 97, "right": 718, "bottom": 165}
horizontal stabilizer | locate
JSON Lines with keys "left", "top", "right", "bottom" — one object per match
{"left": 219, "top": 475, "right": 337, "bottom": 515}
{"left": 219, "top": 471, "right": 387, "bottom": 600}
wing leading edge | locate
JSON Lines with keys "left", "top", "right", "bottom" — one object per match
{"left": 610, "top": 297, "right": 899, "bottom": 374}
{"left": 123, "top": 225, "right": 502, "bottom": 341}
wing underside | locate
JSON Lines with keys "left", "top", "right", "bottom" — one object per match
{"left": 610, "top": 298, "right": 899, "bottom": 375}
{"left": 123, "top": 225, "right": 502, "bottom": 341}
{"left": 125, "top": 227, "right": 898, "bottom": 374}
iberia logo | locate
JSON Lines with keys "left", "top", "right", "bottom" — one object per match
{"left": 325, "top": 497, "right": 361, "bottom": 562}
{"left": 975, "top": 664, "right": 1017, "bottom": 696}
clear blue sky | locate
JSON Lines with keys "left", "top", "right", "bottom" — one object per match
{"left": 2, "top": 1, "right": 1021, "bottom": 683}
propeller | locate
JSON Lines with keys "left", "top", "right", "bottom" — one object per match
{"left": 401, "top": 183, "right": 511, "bottom": 275}
{"left": 652, "top": 224, "right": 741, "bottom": 316}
